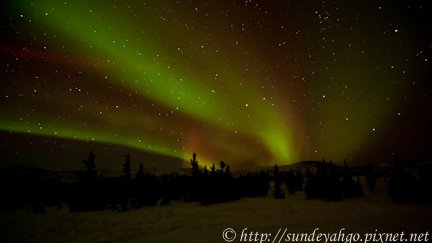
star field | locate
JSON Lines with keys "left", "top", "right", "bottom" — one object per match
{"left": 1, "top": 0, "right": 431, "bottom": 170}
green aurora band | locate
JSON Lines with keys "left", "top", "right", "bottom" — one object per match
{"left": 2, "top": 1, "right": 296, "bottom": 165}
{"left": 1, "top": 0, "right": 416, "bottom": 167}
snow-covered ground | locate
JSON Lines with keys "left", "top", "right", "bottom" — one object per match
{"left": 1, "top": 178, "right": 431, "bottom": 243}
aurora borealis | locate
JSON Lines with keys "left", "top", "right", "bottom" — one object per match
{"left": 1, "top": 0, "right": 431, "bottom": 170}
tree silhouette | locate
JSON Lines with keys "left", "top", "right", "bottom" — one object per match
{"left": 388, "top": 154, "right": 415, "bottom": 203}
{"left": 190, "top": 153, "right": 200, "bottom": 177}
{"left": 71, "top": 151, "right": 106, "bottom": 212}
{"left": 366, "top": 163, "right": 376, "bottom": 192}
{"left": 210, "top": 164, "right": 216, "bottom": 175}
{"left": 295, "top": 170, "right": 304, "bottom": 191}
{"left": 115, "top": 154, "right": 133, "bottom": 211}
{"left": 136, "top": 163, "right": 145, "bottom": 179}
{"left": 322, "top": 160, "right": 342, "bottom": 201}
{"left": 225, "top": 165, "right": 231, "bottom": 177}
{"left": 285, "top": 170, "right": 296, "bottom": 195}
{"left": 186, "top": 153, "right": 202, "bottom": 202}
{"left": 273, "top": 164, "right": 285, "bottom": 199}
{"left": 354, "top": 177, "right": 364, "bottom": 197}
{"left": 219, "top": 161, "right": 226, "bottom": 173}
{"left": 239, "top": 171, "right": 269, "bottom": 197}
{"left": 122, "top": 154, "right": 132, "bottom": 180}
{"left": 305, "top": 165, "right": 319, "bottom": 199}
{"left": 341, "top": 160, "right": 354, "bottom": 198}
{"left": 82, "top": 151, "right": 97, "bottom": 181}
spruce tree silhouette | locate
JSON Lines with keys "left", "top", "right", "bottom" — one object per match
{"left": 305, "top": 164, "right": 320, "bottom": 199}
{"left": 203, "top": 165, "right": 209, "bottom": 176}
{"left": 186, "top": 152, "right": 202, "bottom": 202}
{"left": 285, "top": 170, "right": 296, "bottom": 195}
{"left": 116, "top": 154, "right": 132, "bottom": 211}
{"left": 295, "top": 170, "right": 304, "bottom": 191}
{"left": 160, "top": 174, "right": 171, "bottom": 206}
{"left": 366, "top": 163, "right": 376, "bottom": 192}
{"left": 210, "top": 164, "right": 216, "bottom": 175}
{"left": 132, "top": 162, "right": 147, "bottom": 208}
{"left": 190, "top": 152, "right": 200, "bottom": 177}
{"left": 273, "top": 164, "right": 285, "bottom": 199}
{"left": 388, "top": 154, "right": 416, "bottom": 203}
{"left": 225, "top": 165, "right": 231, "bottom": 177}
{"left": 342, "top": 160, "right": 354, "bottom": 198}
{"left": 239, "top": 171, "right": 269, "bottom": 197}
{"left": 71, "top": 151, "right": 105, "bottom": 212}
{"left": 322, "top": 160, "right": 342, "bottom": 201}
{"left": 136, "top": 163, "right": 145, "bottom": 179}
{"left": 219, "top": 161, "right": 226, "bottom": 173}
{"left": 83, "top": 151, "right": 97, "bottom": 181}
{"left": 386, "top": 155, "right": 432, "bottom": 203}
{"left": 388, "top": 154, "right": 403, "bottom": 202}
{"left": 122, "top": 154, "right": 132, "bottom": 180}
{"left": 354, "top": 177, "right": 364, "bottom": 197}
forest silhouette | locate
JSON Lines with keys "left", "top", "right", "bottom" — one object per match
{"left": 0, "top": 152, "right": 431, "bottom": 213}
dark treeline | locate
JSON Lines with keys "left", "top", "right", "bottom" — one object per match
{"left": 302, "top": 159, "right": 364, "bottom": 201}
{"left": 0, "top": 153, "right": 431, "bottom": 213}
{"left": 0, "top": 152, "right": 269, "bottom": 213}
{"left": 387, "top": 155, "right": 432, "bottom": 204}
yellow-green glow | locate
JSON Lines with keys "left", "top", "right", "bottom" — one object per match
{"left": 2, "top": 0, "right": 297, "bottom": 165}
{"left": 2, "top": 0, "right": 425, "bottom": 169}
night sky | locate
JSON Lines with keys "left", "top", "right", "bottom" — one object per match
{"left": 1, "top": 0, "right": 431, "bottom": 171}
